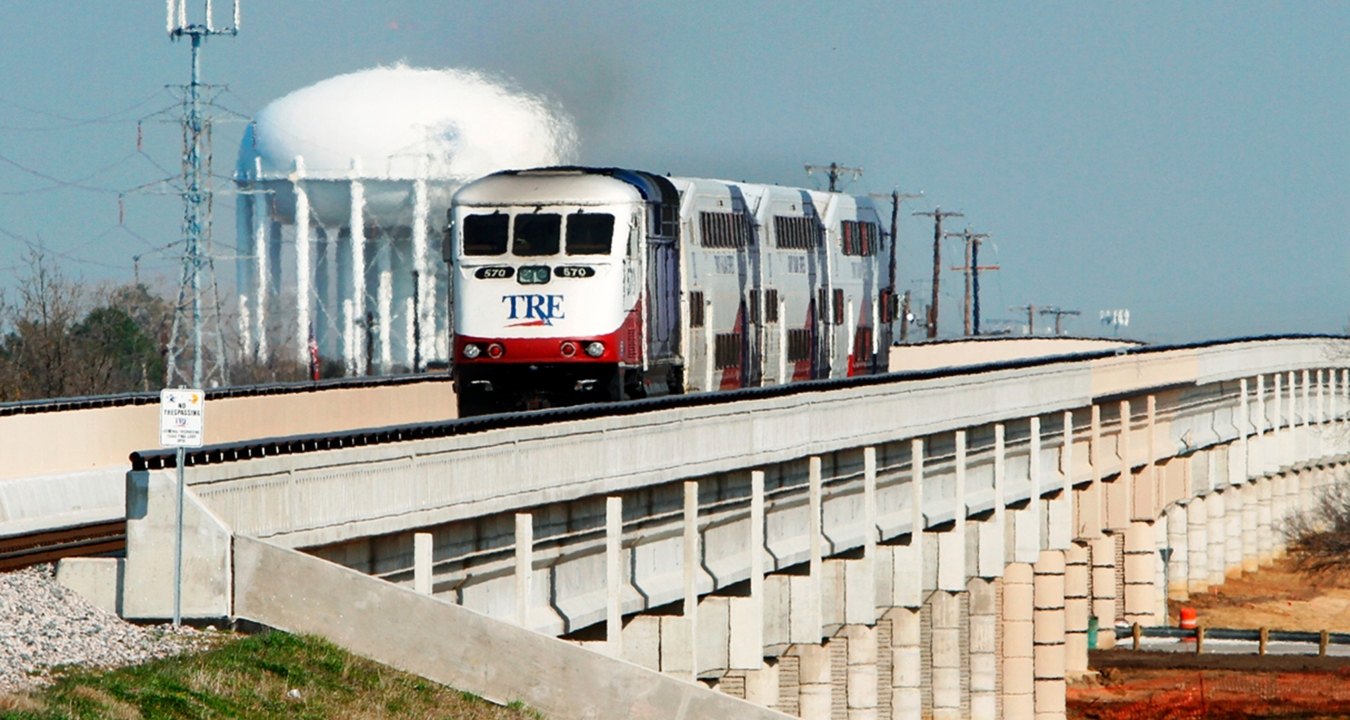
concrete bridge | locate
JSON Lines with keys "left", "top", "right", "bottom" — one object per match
{"left": 53, "top": 337, "right": 1350, "bottom": 718}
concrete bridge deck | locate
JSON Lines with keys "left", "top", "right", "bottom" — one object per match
{"left": 100, "top": 335, "right": 1350, "bottom": 719}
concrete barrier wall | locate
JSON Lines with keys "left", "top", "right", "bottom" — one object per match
{"left": 180, "top": 339, "right": 1339, "bottom": 551}
{"left": 889, "top": 337, "right": 1138, "bottom": 372}
{"left": 0, "top": 377, "right": 455, "bottom": 481}
{"left": 232, "top": 536, "right": 791, "bottom": 720}
{"left": 0, "top": 378, "right": 455, "bottom": 533}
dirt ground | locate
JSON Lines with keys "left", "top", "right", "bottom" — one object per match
{"left": 1068, "top": 557, "right": 1350, "bottom": 719}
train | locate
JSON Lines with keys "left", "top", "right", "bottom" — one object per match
{"left": 445, "top": 166, "right": 896, "bottom": 416}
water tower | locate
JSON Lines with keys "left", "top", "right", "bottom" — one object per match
{"left": 235, "top": 65, "right": 576, "bottom": 374}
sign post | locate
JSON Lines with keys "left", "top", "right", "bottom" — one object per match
{"left": 159, "top": 388, "right": 204, "bottom": 627}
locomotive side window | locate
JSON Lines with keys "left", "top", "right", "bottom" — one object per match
{"left": 689, "top": 291, "right": 705, "bottom": 327}
{"left": 699, "top": 211, "right": 750, "bottom": 248}
{"left": 566, "top": 213, "right": 614, "bottom": 255}
{"left": 774, "top": 216, "right": 820, "bottom": 250}
{"left": 786, "top": 329, "right": 812, "bottom": 362}
{"left": 841, "top": 220, "right": 880, "bottom": 256}
{"left": 513, "top": 213, "right": 561, "bottom": 256}
{"left": 714, "top": 333, "right": 742, "bottom": 369}
{"left": 463, "top": 213, "right": 509, "bottom": 256}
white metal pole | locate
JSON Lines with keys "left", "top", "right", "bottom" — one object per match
{"left": 173, "top": 446, "right": 185, "bottom": 626}
{"left": 349, "top": 161, "right": 366, "bottom": 375}
{"left": 293, "top": 156, "right": 311, "bottom": 366}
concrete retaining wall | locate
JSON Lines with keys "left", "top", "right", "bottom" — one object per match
{"left": 233, "top": 536, "right": 790, "bottom": 720}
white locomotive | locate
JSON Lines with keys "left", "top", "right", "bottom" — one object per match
{"left": 446, "top": 167, "right": 895, "bottom": 416}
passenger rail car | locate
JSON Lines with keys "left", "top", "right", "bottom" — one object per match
{"left": 446, "top": 167, "right": 895, "bottom": 416}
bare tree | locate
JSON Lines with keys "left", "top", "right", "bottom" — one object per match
{"left": 1285, "top": 481, "right": 1350, "bottom": 575}
{"left": 0, "top": 252, "right": 172, "bottom": 400}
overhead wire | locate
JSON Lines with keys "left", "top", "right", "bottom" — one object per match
{"left": 0, "top": 89, "right": 169, "bottom": 132}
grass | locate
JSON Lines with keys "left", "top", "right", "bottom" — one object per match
{"left": 0, "top": 632, "right": 543, "bottom": 720}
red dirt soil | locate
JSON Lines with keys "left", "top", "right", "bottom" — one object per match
{"left": 1067, "top": 558, "right": 1350, "bottom": 719}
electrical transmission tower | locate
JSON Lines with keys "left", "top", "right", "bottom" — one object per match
{"left": 804, "top": 162, "right": 863, "bottom": 192}
{"left": 163, "top": 0, "right": 240, "bottom": 389}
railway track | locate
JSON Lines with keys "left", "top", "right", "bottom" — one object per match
{"left": 0, "top": 520, "right": 126, "bottom": 572}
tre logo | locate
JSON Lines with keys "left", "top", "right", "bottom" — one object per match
{"left": 503, "top": 294, "right": 565, "bottom": 326}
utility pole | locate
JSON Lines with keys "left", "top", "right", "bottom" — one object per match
{"left": 946, "top": 229, "right": 995, "bottom": 336}
{"left": 1011, "top": 304, "right": 1037, "bottom": 335}
{"left": 1039, "top": 306, "right": 1082, "bottom": 335}
{"left": 805, "top": 162, "right": 863, "bottom": 192}
{"left": 872, "top": 190, "right": 923, "bottom": 341}
{"left": 913, "top": 207, "right": 963, "bottom": 339}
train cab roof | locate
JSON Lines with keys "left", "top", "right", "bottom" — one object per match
{"left": 454, "top": 166, "right": 677, "bottom": 209}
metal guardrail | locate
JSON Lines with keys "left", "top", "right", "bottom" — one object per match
{"left": 1115, "top": 623, "right": 1350, "bottom": 655}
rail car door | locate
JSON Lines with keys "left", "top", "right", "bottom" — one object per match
{"left": 646, "top": 222, "right": 679, "bottom": 361}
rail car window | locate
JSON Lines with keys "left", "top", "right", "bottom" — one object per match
{"left": 566, "top": 213, "right": 614, "bottom": 255}
{"left": 462, "top": 213, "right": 509, "bottom": 256}
{"left": 841, "top": 220, "right": 881, "bottom": 256}
{"left": 689, "top": 291, "right": 705, "bottom": 327}
{"left": 774, "top": 216, "right": 819, "bottom": 250}
{"left": 714, "top": 333, "right": 742, "bottom": 369}
{"left": 700, "top": 211, "right": 751, "bottom": 248}
{"left": 650, "top": 203, "right": 679, "bottom": 237}
{"left": 513, "top": 213, "right": 561, "bottom": 256}
{"left": 764, "top": 289, "right": 779, "bottom": 323}
{"left": 787, "top": 329, "right": 812, "bottom": 362}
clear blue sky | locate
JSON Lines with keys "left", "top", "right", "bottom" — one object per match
{"left": 0, "top": 2, "right": 1345, "bottom": 343}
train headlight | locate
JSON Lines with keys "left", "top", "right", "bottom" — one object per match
{"left": 559, "top": 341, "right": 577, "bottom": 358}
{"left": 487, "top": 343, "right": 505, "bottom": 359}
{"left": 584, "top": 341, "right": 605, "bottom": 358}
{"left": 462, "top": 344, "right": 482, "bottom": 359}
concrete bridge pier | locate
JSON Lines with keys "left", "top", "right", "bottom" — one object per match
{"left": 1225, "top": 486, "right": 1244, "bottom": 577}
{"left": 1033, "top": 550, "right": 1066, "bottom": 720}
{"left": 1257, "top": 475, "right": 1274, "bottom": 563}
{"left": 1165, "top": 503, "right": 1189, "bottom": 600}
{"left": 1001, "top": 562, "right": 1035, "bottom": 719}
{"left": 1241, "top": 481, "right": 1260, "bottom": 572}
{"left": 1186, "top": 496, "right": 1208, "bottom": 594}
{"left": 1062, "top": 543, "right": 1090, "bottom": 674}
{"left": 1122, "top": 521, "right": 1156, "bottom": 627}
{"left": 1207, "top": 489, "right": 1227, "bottom": 586}
{"left": 1087, "top": 535, "right": 1117, "bottom": 650}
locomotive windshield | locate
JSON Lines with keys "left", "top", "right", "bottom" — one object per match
{"left": 463, "top": 213, "right": 508, "bottom": 256}
{"left": 513, "top": 213, "right": 561, "bottom": 256}
{"left": 565, "top": 213, "right": 614, "bottom": 255}
{"left": 462, "top": 209, "right": 615, "bottom": 258}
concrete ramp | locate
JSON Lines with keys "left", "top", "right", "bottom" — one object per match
{"left": 233, "top": 537, "right": 789, "bottom": 720}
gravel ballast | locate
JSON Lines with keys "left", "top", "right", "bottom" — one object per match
{"left": 0, "top": 564, "right": 213, "bottom": 694}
